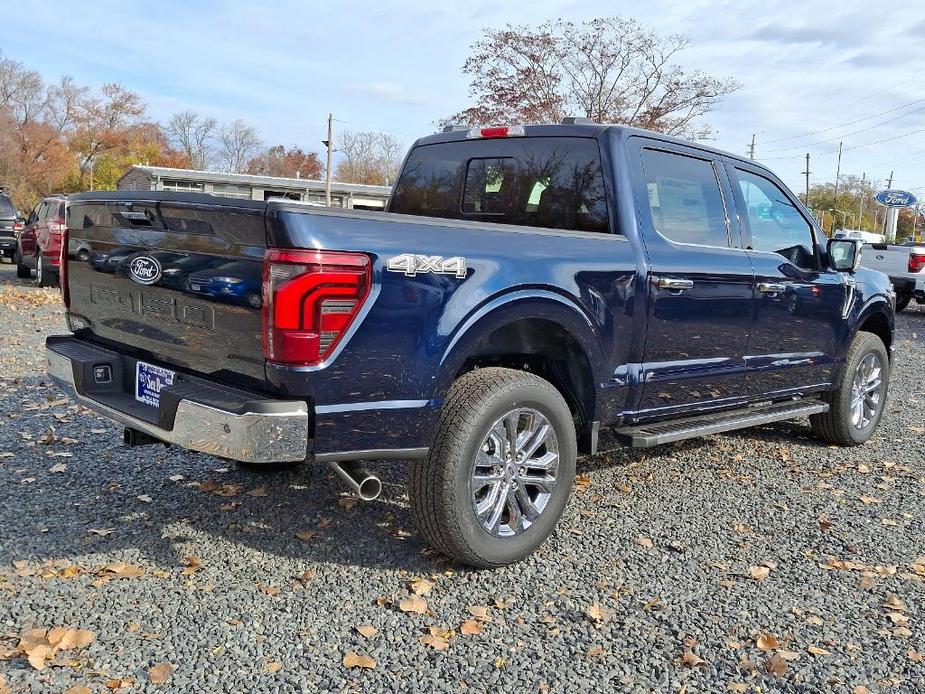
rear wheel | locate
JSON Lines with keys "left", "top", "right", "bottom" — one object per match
{"left": 410, "top": 367, "right": 576, "bottom": 568}
{"left": 810, "top": 332, "right": 889, "bottom": 446}
{"left": 36, "top": 254, "right": 55, "bottom": 287}
{"left": 15, "top": 249, "right": 30, "bottom": 278}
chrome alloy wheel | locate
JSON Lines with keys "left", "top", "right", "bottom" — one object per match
{"left": 850, "top": 352, "right": 883, "bottom": 429}
{"left": 470, "top": 407, "right": 559, "bottom": 538}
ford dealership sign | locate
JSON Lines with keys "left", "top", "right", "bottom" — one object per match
{"left": 875, "top": 190, "right": 917, "bottom": 207}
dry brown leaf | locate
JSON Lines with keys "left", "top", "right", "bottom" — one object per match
{"left": 908, "top": 650, "right": 924, "bottom": 663}
{"left": 586, "top": 603, "right": 606, "bottom": 622}
{"left": 180, "top": 556, "right": 202, "bottom": 576}
{"left": 337, "top": 496, "right": 358, "bottom": 510}
{"left": 853, "top": 687, "right": 871, "bottom": 694}
{"left": 137, "top": 494, "right": 153, "bottom": 503}
{"left": 356, "top": 624, "right": 377, "bottom": 638}
{"left": 460, "top": 620, "right": 483, "bottom": 635}
{"left": 635, "top": 536, "right": 654, "bottom": 549}
{"left": 148, "top": 662, "right": 174, "bottom": 684}
{"left": 398, "top": 595, "right": 428, "bottom": 614}
{"left": 858, "top": 495, "right": 881, "bottom": 504}
{"left": 756, "top": 633, "right": 778, "bottom": 651}
{"left": 766, "top": 654, "right": 788, "bottom": 676}
{"left": 48, "top": 463, "right": 67, "bottom": 473}
{"left": 884, "top": 595, "right": 906, "bottom": 612}
{"left": 806, "top": 645, "right": 831, "bottom": 656}
{"left": 420, "top": 633, "right": 450, "bottom": 651}
{"left": 778, "top": 650, "right": 800, "bottom": 661}
{"left": 748, "top": 565, "right": 771, "bottom": 582}
{"left": 586, "top": 645, "right": 604, "bottom": 658}
{"left": 247, "top": 486, "right": 269, "bottom": 498}
{"left": 63, "top": 687, "right": 92, "bottom": 694}
{"left": 727, "top": 684, "right": 748, "bottom": 693}
{"left": 468, "top": 605, "right": 491, "bottom": 621}
{"left": 682, "top": 650, "right": 706, "bottom": 668}
{"left": 27, "top": 644, "right": 51, "bottom": 670}
{"left": 343, "top": 650, "right": 376, "bottom": 669}
{"left": 294, "top": 530, "right": 316, "bottom": 542}
{"left": 409, "top": 577, "right": 434, "bottom": 596}
{"left": 104, "top": 562, "right": 144, "bottom": 579}
{"left": 265, "top": 661, "right": 283, "bottom": 674}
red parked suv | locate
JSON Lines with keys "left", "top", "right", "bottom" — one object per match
{"left": 16, "top": 195, "right": 67, "bottom": 287}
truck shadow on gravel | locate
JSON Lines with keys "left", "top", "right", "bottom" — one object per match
{"left": 2, "top": 373, "right": 840, "bottom": 574}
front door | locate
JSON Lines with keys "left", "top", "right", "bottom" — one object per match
{"left": 631, "top": 140, "right": 754, "bottom": 417}
{"left": 725, "top": 162, "right": 846, "bottom": 396}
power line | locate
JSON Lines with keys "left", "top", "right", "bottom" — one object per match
{"left": 761, "top": 95, "right": 925, "bottom": 145}
{"left": 760, "top": 124, "right": 925, "bottom": 161}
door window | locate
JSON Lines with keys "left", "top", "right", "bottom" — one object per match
{"left": 734, "top": 169, "right": 816, "bottom": 269}
{"left": 640, "top": 149, "right": 730, "bottom": 247}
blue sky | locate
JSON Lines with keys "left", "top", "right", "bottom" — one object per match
{"left": 4, "top": 0, "right": 925, "bottom": 201}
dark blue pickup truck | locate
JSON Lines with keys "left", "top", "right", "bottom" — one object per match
{"left": 47, "top": 122, "right": 895, "bottom": 567}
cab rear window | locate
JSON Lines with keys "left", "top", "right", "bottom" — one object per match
{"left": 390, "top": 137, "right": 610, "bottom": 233}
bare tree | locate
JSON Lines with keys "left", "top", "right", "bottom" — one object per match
{"left": 335, "top": 130, "right": 403, "bottom": 185}
{"left": 217, "top": 119, "right": 262, "bottom": 173}
{"left": 165, "top": 110, "right": 217, "bottom": 169}
{"left": 441, "top": 17, "right": 739, "bottom": 139}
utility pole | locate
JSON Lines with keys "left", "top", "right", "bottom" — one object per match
{"left": 801, "top": 153, "right": 811, "bottom": 205}
{"left": 324, "top": 113, "right": 333, "bottom": 207}
{"left": 858, "top": 172, "right": 866, "bottom": 231}
{"left": 832, "top": 141, "right": 843, "bottom": 213}
{"left": 747, "top": 133, "right": 756, "bottom": 160}
{"left": 883, "top": 171, "right": 894, "bottom": 239}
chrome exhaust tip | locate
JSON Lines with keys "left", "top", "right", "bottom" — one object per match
{"left": 328, "top": 461, "right": 382, "bottom": 501}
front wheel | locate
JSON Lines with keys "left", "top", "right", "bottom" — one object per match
{"left": 410, "top": 367, "right": 577, "bottom": 568}
{"left": 810, "top": 332, "right": 889, "bottom": 446}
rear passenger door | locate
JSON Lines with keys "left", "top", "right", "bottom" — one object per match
{"left": 630, "top": 139, "right": 754, "bottom": 417}
{"left": 725, "top": 162, "right": 845, "bottom": 395}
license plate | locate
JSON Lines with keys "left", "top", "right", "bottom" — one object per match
{"left": 135, "top": 361, "right": 175, "bottom": 407}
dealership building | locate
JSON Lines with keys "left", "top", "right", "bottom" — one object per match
{"left": 117, "top": 166, "right": 392, "bottom": 210}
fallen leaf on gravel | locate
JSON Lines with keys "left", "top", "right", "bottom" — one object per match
{"left": 101, "top": 562, "right": 143, "bottom": 580}
{"left": 88, "top": 528, "right": 115, "bottom": 536}
{"left": 858, "top": 495, "right": 881, "bottom": 504}
{"left": 337, "top": 496, "right": 358, "bottom": 510}
{"left": 884, "top": 595, "right": 906, "bottom": 612}
{"left": 853, "top": 687, "right": 871, "bottom": 694}
{"left": 265, "top": 661, "right": 282, "bottom": 674}
{"left": 148, "top": 662, "right": 173, "bottom": 684}
{"left": 682, "top": 650, "right": 706, "bottom": 668}
{"left": 48, "top": 463, "right": 67, "bottom": 473}
{"left": 635, "top": 537, "right": 654, "bottom": 548}
{"left": 778, "top": 650, "right": 800, "bottom": 661}
{"left": 294, "top": 530, "right": 316, "bottom": 542}
{"left": 136, "top": 494, "right": 153, "bottom": 503}
{"left": 343, "top": 651, "right": 376, "bottom": 669}
{"left": 63, "top": 687, "right": 91, "bottom": 694}
{"left": 586, "top": 645, "right": 604, "bottom": 658}
{"left": 881, "top": 518, "right": 898, "bottom": 526}
{"left": 766, "top": 654, "right": 788, "bottom": 676}
{"left": 888, "top": 612, "right": 909, "bottom": 626}
{"left": 908, "top": 650, "right": 923, "bottom": 662}
{"left": 168, "top": 474, "right": 184, "bottom": 482}
{"left": 757, "top": 633, "right": 778, "bottom": 651}
{"left": 586, "top": 603, "right": 606, "bottom": 622}
{"left": 493, "top": 599, "right": 511, "bottom": 609}
{"left": 356, "top": 625, "right": 377, "bottom": 638}
{"left": 398, "top": 595, "right": 427, "bottom": 614}
{"left": 104, "top": 677, "right": 134, "bottom": 689}
{"left": 180, "top": 556, "right": 202, "bottom": 576}
{"left": 26, "top": 644, "right": 51, "bottom": 670}
{"left": 260, "top": 585, "right": 281, "bottom": 596}
{"left": 806, "top": 645, "right": 831, "bottom": 656}
{"left": 420, "top": 634, "right": 450, "bottom": 651}
{"left": 748, "top": 565, "right": 771, "bottom": 582}
{"left": 409, "top": 577, "right": 433, "bottom": 596}
{"left": 317, "top": 517, "right": 333, "bottom": 529}
{"left": 572, "top": 473, "right": 592, "bottom": 491}
{"left": 20, "top": 477, "right": 35, "bottom": 484}
{"left": 247, "top": 486, "right": 268, "bottom": 498}
{"left": 220, "top": 502, "right": 240, "bottom": 511}
{"left": 460, "top": 620, "right": 483, "bottom": 635}
{"left": 894, "top": 626, "right": 913, "bottom": 637}
{"left": 818, "top": 517, "right": 832, "bottom": 531}
{"left": 468, "top": 605, "right": 491, "bottom": 621}
{"left": 727, "top": 684, "right": 748, "bottom": 693}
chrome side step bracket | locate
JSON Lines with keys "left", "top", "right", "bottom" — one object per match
{"left": 613, "top": 400, "right": 829, "bottom": 448}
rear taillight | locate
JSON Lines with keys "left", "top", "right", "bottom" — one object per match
{"left": 13, "top": 221, "right": 23, "bottom": 233}
{"left": 909, "top": 253, "right": 925, "bottom": 273}
{"left": 262, "top": 249, "right": 372, "bottom": 366}
{"left": 60, "top": 227, "right": 70, "bottom": 308}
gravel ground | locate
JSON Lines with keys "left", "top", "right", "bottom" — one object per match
{"left": 0, "top": 261, "right": 923, "bottom": 693}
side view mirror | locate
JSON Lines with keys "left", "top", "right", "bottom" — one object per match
{"left": 828, "top": 238, "right": 862, "bottom": 273}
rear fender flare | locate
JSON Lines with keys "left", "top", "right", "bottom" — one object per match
{"left": 434, "top": 289, "right": 605, "bottom": 402}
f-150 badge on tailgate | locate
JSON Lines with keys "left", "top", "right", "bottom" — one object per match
{"left": 387, "top": 254, "right": 467, "bottom": 279}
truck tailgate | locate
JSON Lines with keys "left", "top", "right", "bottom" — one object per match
{"left": 65, "top": 195, "right": 269, "bottom": 389}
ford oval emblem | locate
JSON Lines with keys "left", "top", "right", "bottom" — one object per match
{"left": 128, "top": 255, "right": 162, "bottom": 285}
{"left": 875, "top": 189, "right": 917, "bottom": 208}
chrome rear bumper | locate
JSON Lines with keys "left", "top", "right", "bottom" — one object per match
{"left": 46, "top": 340, "right": 309, "bottom": 464}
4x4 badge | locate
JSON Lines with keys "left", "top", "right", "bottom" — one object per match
{"left": 386, "top": 254, "right": 467, "bottom": 279}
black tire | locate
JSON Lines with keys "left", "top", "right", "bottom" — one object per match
{"left": 895, "top": 295, "right": 911, "bottom": 313}
{"left": 36, "top": 254, "right": 55, "bottom": 287}
{"left": 15, "top": 250, "right": 30, "bottom": 278}
{"left": 410, "top": 367, "right": 577, "bottom": 568}
{"left": 810, "top": 332, "right": 889, "bottom": 446}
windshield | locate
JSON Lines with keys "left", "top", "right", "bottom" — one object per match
{"left": 0, "top": 196, "right": 16, "bottom": 219}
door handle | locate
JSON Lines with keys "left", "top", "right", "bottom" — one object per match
{"left": 656, "top": 277, "right": 694, "bottom": 291}
{"left": 757, "top": 282, "right": 786, "bottom": 294}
